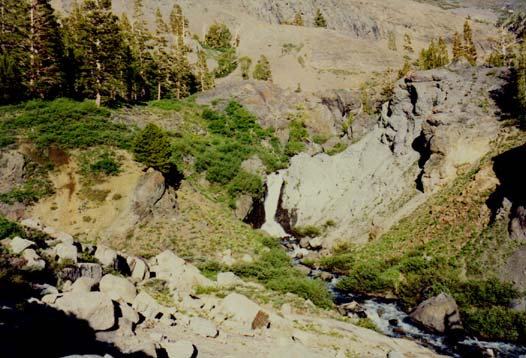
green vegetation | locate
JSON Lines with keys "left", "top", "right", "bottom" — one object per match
{"left": 285, "top": 119, "right": 309, "bottom": 156}
{"left": 253, "top": 55, "right": 272, "bottom": 81}
{"left": 238, "top": 56, "right": 252, "bottom": 80}
{"left": 0, "top": 216, "right": 24, "bottom": 239}
{"left": 293, "top": 225, "right": 322, "bottom": 238}
{"left": 314, "top": 8, "right": 327, "bottom": 28}
{"left": 419, "top": 37, "right": 449, "bottom": 70}
{"left": 205, "top": 22, "right": 233, "bottom": 50}
{"left": 213, "top": 49, "right": 238, "bottom": 78}
{"left": 0, "top": 98, "right": 132, "bottom": 150}
{"left": 132, "top": 123, "right": 172, "bottom": 174}
{"left": 231, "top": 248, "right": 333, "bottom": 308}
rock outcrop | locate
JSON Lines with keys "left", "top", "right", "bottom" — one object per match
{"left": 278, "top": 67, "right": 505, "bottom": 245}
{"left": 410, "top": 293, "right": 462, "bottom": 334}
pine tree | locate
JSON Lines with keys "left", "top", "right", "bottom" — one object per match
{"left": 0, "top": 54, "right": 24, "bottom": 104}
{"left": 66, "top": 0, "right": 128, "bottom": 107}
{"left": 169, "top": 3, "right": 188, "bottom": 51}
{"left": 26, "top": 0, "right": 65, "bottom": 99}
{"left": 516, "top": 40, "right": 526, "bottom": 122}
{"left": 132, "top": 123, "right": 173, "bottom": 174}
{"left": 205, "top": 23, "right": 232, "bottom": 49}
{"left": 253, "top": 55, "right": 271, "bottom": 81}
{"left": 239, "top": 56, "right": 252, "bottom": 80}
{"left": 292, "top": 11, "right": 304, "bottom": 26}
{"left": 398, "top": 58, "right": 411, "bottom": 79}
{"left": 463, "top": 19, "right": 477, "bottom": 65}
{"left": 452, "top": 32, "right": 462, "bottom": 61}
{"left": 314, "top": 8, "right": 327, "bottom": 28}
{"left": 195, "top": 50, "right": 214, "bottom": 91}
{"left": 388, "top": 31, "right": 397, "bottom": 51}
{"left": 403, "top": 33, "right": 414, "bottom": 53}
{"left": 0, "top": 0, "right": 30, "bottom": 101}
{"left": 155, "top": 8, "right": 169, "bottom": 36}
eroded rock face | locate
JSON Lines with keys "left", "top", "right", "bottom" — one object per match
{"left": 409, "top": 293, "right": 462, "bottom": 334}
{"left": 279, "top": 67, "right": 504, "bottom": 245}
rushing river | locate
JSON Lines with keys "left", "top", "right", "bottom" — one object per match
{"left": 261, "top": 170, "right": 526, "bottom": 358}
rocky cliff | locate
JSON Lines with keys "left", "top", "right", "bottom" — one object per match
{"left": 278, "top": 66, "right": 506, "bottom": 247}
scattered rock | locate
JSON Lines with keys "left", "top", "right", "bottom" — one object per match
{"left": 133, "top": 291, "right": 175, "bottom": 320}
{"left": 308, "top": 237, "right": 323, "bottom": 250}
{"left": 58, "top": 263, "right": 103, "bottom": 283}
{"left": 99, "top": 274, "right": 137, "bottom": 303}
{"left": 217, "top": 272, "right": 243, "bottom": 288}
{"left": 235, "top": 194, "right": 254, "bottom": 220}
{"left": 251, "top": 310, "right": 270, "bottom": 329}
{"left": 296, "top": 265, "right": 311, "bottom": 275}
{"left": 118, "top": 302, "right": 140, "bottom": 325}
{"left": 53, "top": 292, "right": 115, "bottom": 331}
{"left": 299, "top": 238, "right": 310, "bottom": 249}
{"left": 22, "top": 249, "right": 46, "bottom": 270}
{"left": 387, "top": 351, "right": 405, "bottom": 358}
{"left": 241, "top": 254, "right": 253, "bottom": 263}
{"left": 181, "top": 295, "right": 204, "bottom": 310}
{"left": 127, "top": 256, "right": 150, "bottom": 281}
{"left": 10, "top": 237, "right": 35, "bottom": 254}
{"left": 215, "top": 293, "right": 270, "bottom": 330}
{"left": 163, "top": 340, "right": 197, "bottom": 358}
{"left": 95, "top": 245, "right": 118, "bottom": 267}
{"left": 20, "top": 218, "right": 44, "bottom": 231}
{"left": 319, "top": 272, "right": 334, "bottom": 281}
{"left": 281, "top": 303, "right": 293, "bottom": 316}
{"left": 53, "top": 243, "right": 78, "bottom": 263}
{"left": 410, "top": 293, "right": 462, "bottom": 333}
{"left": 71, "top": 277, "right": 98, "bottom": 293}
{"left": 189, "top": 317, "right": 219, "bottom": 338}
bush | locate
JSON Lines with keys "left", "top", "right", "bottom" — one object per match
{"left": 319, "top": 253, "right": 354, "bottom": 274}
{"left": 231, "top": 248, "right": 333, "bottom": 308}
{"left": 336, "top": 261, "right": 397, "bottom": 293}
{"left": 253, "top": 55, "right": 272, "bottom": 81}
{"left": 1, "top": 98, "right": 132, "bottom": 150}
{"left": 0, "top": 216, "right": 24, "bottom": 239}
{"left": 205, "top": 23, "right": 232, "bottom": 50}
{"left": 214, "top": 49, "right": 238, "bottom": 78}
{"left": 462, "top": 306, "right": 526, "bottom": 342}
{"left": 293, "top": 225, "right": 321, "bottom": 238}
{"left": 90, "top": 152, "right": 120, "bottom": 176}
{"left": 132, "top": 123, "right": 173, "bottom": 174}
{"left": 228, "top": 170, "right": 264, "bottom": 199}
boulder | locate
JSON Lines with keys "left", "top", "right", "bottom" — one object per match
{"left": 189, "top": 317, "right": 218, "bottom": 338}
{"left": 410, "top": 293, "right": 462, "bottom": 333}
{"left": 54, "top": 243, "right": 78, "bottom": 263}
{"left": 308, "top": 237, "right": 323, "bottom": 250}
{"left": 53, "top": 292, "right": 115, "bottom": 331}
{"left": 20, "top": 218, "right": 45, "bottom": 231}
{"left": 217, "top": 272, "right": 243, "bottom": 288}
{"left": 99, "top": 274, "right": 137, "bottom": 303}
{"left": 214, "top": 293, "right": 270, "bottom": 330}
{"left": 132, "top": 291, "right": 175, "bottom": 320}
{"left": 22, "top": 249, "right": 46, "bottom": 270}
{"left": 10, "top": 237, "right": 35, "bottom": 254}
{"left": 241, "top": 254, "right": 253, "bottom": 263}
{"left": 58, "top": 263, "right": 103, "bottom": 284}
{"left": 118, "top": 302, "right": 140, "bottom": 325}
{"left": 163, "top": 341, "right": 197, "bottom": 358}
{"left": 71, "top": 277, "right": 98, "bottom": 293}
{"left": 127, "top": 256, "right": 150, "bottom": 281}
{"left": 387, "top": 351, "right": 405, "bottom": 358}
{"left": 95, "top": 245, "right": 118, "bottom": 267}
{"left": 235, "top": 194, "right": 254, "bottom": 220}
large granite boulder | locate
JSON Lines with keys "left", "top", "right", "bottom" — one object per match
{"left": 409, "top": 293, "right": 462, "bottom": 334}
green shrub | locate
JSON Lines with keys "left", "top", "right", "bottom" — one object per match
{"left": 0, "top": 216, "right": 24, "bottom": 239}
{"left": 228, "top": 170, "right": 264, "bottom": 199}
{"left": 336, "top": 261, "right": 397, "bottom": 293}
{"left": 132, "top": 123, "right": 173, "bottom": 174}
{"left": 319, "top": 253, "right": 354, "bottom": 274}
{"left": 90, "top": 152, "right": 120, "bottom": 175}
{"left": 1, "top": 98, "right": 132, "bottom": 150}
{"left": 214, "top": 49, "right": 238, "bottom": 78}
{"left": 267, "top": 276, "right": 333, "bottom": 308}
{"left": 462, "top": 306, "right": 526, "bottom": 342}
{"left": 253, "top": 55, "right": 272, "bottom": 81}
{"left": 293, "top": 225, "right": 321, "bottom": 238}
{"left": 147, "top": 100, "right": 183, "bottom": 111}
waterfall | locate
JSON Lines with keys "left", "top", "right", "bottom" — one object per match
{"left": 261, "top": 170, "right": 288, "bottom": 238}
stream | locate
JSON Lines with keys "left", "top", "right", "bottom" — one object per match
{"left": 260, "top": 170, "right": 526, "bottom": 358}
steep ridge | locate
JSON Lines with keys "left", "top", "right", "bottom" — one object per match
{"left": 278, "top": 66, "right": 506, "bottom": 247}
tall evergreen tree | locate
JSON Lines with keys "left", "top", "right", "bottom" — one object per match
{"left": 438, "top": 37, "right": 449, "bottom": 66}
{"left": 26, "top": 0, "right": 65, "bottom": 99}
{"left": 239, "top": 56, "right": 252, "bottom": 80}
{"left": 0, "top": 0, "right": 30, "bottom": 101}
{"left": 195, "top": 50, "right": 214, "bottom": 91}
{"left": 403, "top": 33, "right": 414, "bottom": 54}
{"left": 452, "top": 32, "right": 462, "bottom": 61}
{"left": 463, "top": 19, "right": 477, "bottom": 65}
{"left": 516, "top": 40, "right": 526, "bottom": 122}
{"left": 66, "top": 0, "right": 128, "bottom": 107}
{"left": 314, "top": 8, "right": 327, "bottom": 28}
{"left": 169, "top": 3, "right": 188, "bottom": 51}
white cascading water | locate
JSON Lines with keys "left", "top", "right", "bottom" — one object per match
{"left": 260, "top": 172, "right": 526, "bottom": 357}
{"left": 261, "top": 170, "right": 288, "bottom": 238}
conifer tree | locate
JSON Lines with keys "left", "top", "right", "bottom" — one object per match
{"left": 452, "top": 32, "right": 462, "bottom": 61}
{"left": 67, "top": 0, "right": 128, "bottom": 107}
{"left": 516, "top": 40, "right": 526, "bottom": 121}
{"left": 0, "top": 0, "right": 30, "bottom": 101}
{"left": 398, "top": 58, "right": 411, "bottom": 79}
{"left": 169, "top": 3, "right": 188, "bottom": 51}
{"left": 463, "top": 19, "right": 477, "bottom": 65}
{"left": 155, "top": 8, "right": 169, "bottom": 36}
{"left": 205, "top": 23, "right": 232, "bottom": 49}
{"left": 132, "top": 123, "right": 172, "bottom": 174}
{"left": 253, "top": 55, "right": 272, "bottom": 81}
{"left": 293, "top": 11, "right": 304, "bottom": 26}
{"left": 195, "top": 50, "right": 214, "bottom": 91}
{"left": 314, "top": 8, "right": 327, "bottom": 28}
